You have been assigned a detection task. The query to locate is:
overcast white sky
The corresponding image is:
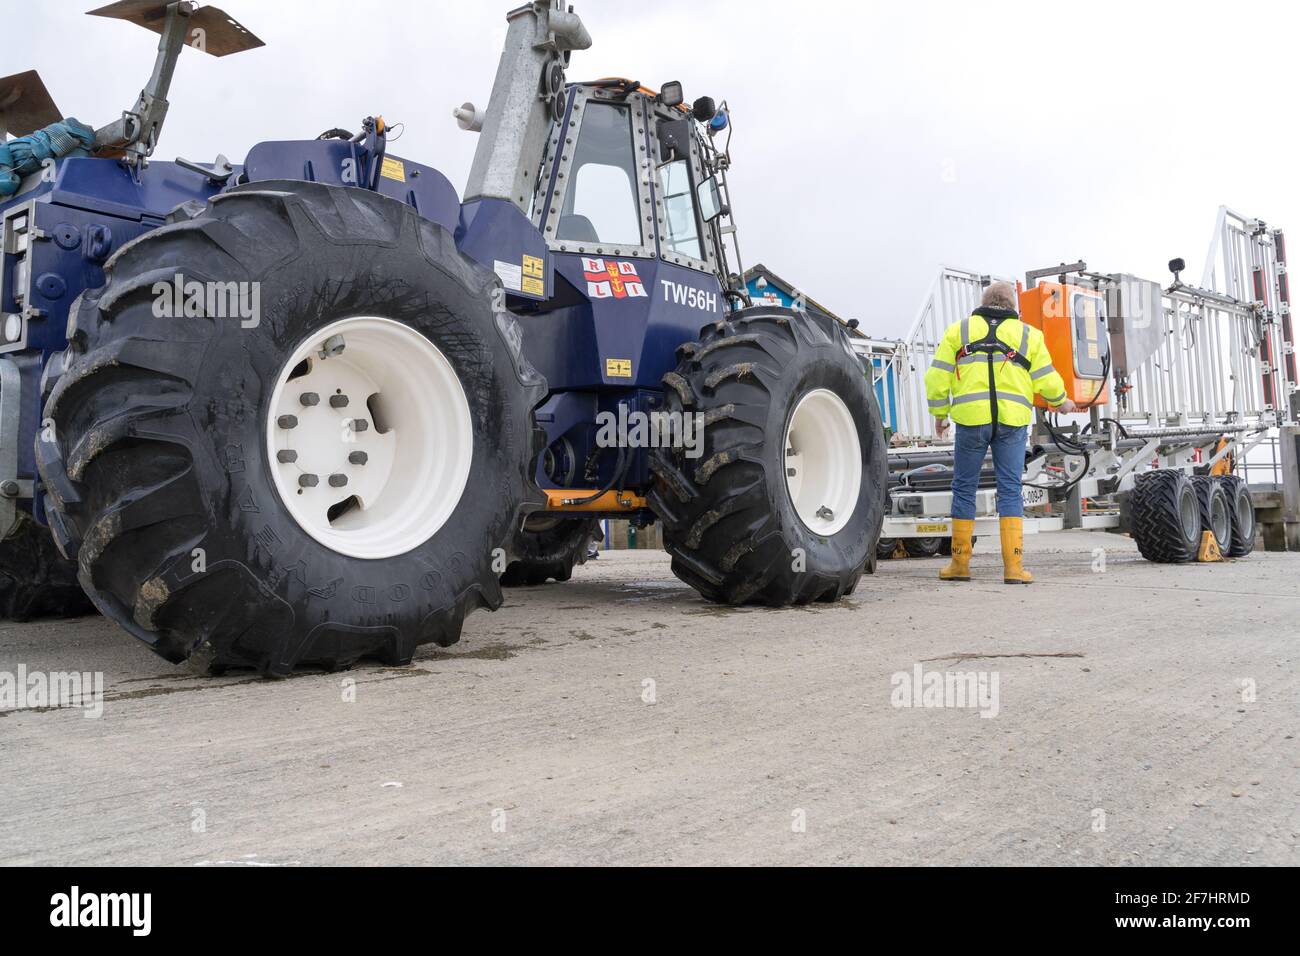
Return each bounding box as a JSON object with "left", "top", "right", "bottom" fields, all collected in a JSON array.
[{"left": 6, "top": 0, "right": 1297, "bottom": 336}]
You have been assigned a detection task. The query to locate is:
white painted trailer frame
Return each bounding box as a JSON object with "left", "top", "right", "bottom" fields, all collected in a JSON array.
[{"left": 858, "top": 208, "right": 1297, "bottom": 542}]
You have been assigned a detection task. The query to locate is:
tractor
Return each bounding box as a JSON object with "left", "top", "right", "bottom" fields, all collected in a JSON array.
[{"left": 0, "top": 1, "right": 887, "bottom": 674}]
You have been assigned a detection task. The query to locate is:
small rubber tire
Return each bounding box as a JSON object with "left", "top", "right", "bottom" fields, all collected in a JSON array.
[
  {"left": 38, "top": 182, "right": 546, "bottom": 674},
  {"left": 1130, "top": 470, "right": 1200, "bottom": 563},
  {"left": 648, "top": 307, "right": 888, "bottom": 605},
  {"left": 1214, "top": 474, "right": 1256, "bottom": 558},
  {"left": 1189, "top": 475, "right": 1231, "bottom": 554},
  {"left": 876, "top": 537, "right": 899, "bottom": 560},
  {"left": 500, "top": 516, "right": 601, "bottom": 586}
]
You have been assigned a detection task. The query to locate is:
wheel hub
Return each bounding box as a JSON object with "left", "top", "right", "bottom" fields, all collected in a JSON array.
[
  {"left": 266, "top": 316, "right": 473, "bottom": 559},
  {"left": 783, "top": 388, "right": 862, "bottom": 536}
]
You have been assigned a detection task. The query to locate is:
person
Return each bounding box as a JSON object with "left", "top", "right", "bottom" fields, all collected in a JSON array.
[{"left": 924, "top": 281, "right": 1076, "bottom": 584}]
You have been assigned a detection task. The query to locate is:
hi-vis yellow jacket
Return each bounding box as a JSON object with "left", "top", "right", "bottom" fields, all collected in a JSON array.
[{"left": 924, "top": 306, "right": 1067, "bottom": 427}]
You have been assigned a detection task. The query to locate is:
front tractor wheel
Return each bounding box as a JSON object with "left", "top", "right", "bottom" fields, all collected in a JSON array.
[
  {"left": 37, "top": 182, "right": 545, "bottom": 674},
  {"left": 648, "top": 307, "right": 887, "bottom": 605}
]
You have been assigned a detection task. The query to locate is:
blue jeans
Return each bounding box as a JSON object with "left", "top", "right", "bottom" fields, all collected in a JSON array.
[{"left": 951, "top": 423, "right": 1027, "bottom": 520}]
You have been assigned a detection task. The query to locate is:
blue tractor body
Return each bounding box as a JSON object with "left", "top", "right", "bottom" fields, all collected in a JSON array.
[
  {"left": 2, "top": 79, "right": 731, "bottom": 524},
  {"left": 0, "top": 0, "right": 885, "bottom": 668}
]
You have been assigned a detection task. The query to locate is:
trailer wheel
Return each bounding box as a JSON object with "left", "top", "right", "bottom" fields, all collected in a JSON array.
[
  {"left": 501, "top": 516, "right": 600, "bottom": 586},
  {"left": 0, "top": 512, "right": 93, "bottom": 620},
  {"left": 904, "top": 536, "right": 944, "bottom": 558},
  {"left": 648, "top": 307, "right": 888, "bottom": 605},
  {"left": 37, "top": 182, "right": 545, "bottom": 674},
  {"left": 876, "top": 537, "right": 899, "bottom": 559},
  {"left": 1214, "top": 475, "right": 1255, "bottom": 557},
  {"left": 1130, "top": 471, "right": 1200, "bottom": 563},
  {"left": 1190, "top": 475, "right": 1231, "bottom": 554}
]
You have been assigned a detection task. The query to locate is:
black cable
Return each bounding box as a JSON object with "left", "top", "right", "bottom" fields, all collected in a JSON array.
[{"left": 564, "top": 443, "right": 630, "bottom": 507}]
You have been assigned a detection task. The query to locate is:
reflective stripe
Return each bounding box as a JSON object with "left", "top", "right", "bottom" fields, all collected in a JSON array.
[
  {"left": 1042, "top": 391, "right": 1066, "bottom": 404},
  {"left": 957, "top": 354, "right": 985, "bottom": 366},
  {"left": 951, "top": 391, "right": 1033, "bottom": 408},
  {"left": 1018, "top": 324, "right": 1029, "bottom": 355},
  {"left": 928, "top": 397, "right": 950, "bottom": 408},
  {"left": 1031, "top": 364, "right": 1058, "bottom": 379},
  {"left": 960, "top": 317, "right": 970, "bottom": 347},
  {"left": 931, "top": 359, "right": 954, "bottom": 372}
]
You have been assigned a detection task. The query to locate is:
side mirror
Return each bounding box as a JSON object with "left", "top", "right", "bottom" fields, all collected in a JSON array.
[{"left": 697, "top": 175, "right": 723, "bottom": 222}]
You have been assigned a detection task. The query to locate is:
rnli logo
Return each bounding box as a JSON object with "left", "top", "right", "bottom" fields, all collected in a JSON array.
[{"left": 582, "top": 258, "right": 647, "bottom": 300}]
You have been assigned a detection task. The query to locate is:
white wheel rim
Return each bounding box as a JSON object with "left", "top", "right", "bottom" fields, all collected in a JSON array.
[
  {"left": 784, "top": 388, "right": 862, "bottom": 536},
  {"left": 266, "top": 316, "right": 473, "bottom": 560}
]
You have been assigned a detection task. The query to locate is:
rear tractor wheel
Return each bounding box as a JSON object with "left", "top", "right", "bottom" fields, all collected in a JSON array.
[
  {"left": 0, "top": 511, "right": 93, "bottom": 620},
  {"left": 500, "top": 515, "right": 600, "bottom": 586},
  {"left": 37, "top": 182, "right": 545, "bottom": 674},
  {"left": 649, "top": 307, "right": 888, "bottom": 605}
]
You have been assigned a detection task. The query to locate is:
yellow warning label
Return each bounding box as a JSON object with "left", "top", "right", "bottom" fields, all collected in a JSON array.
[
  {"left": 916, "top": 523, "right": 949, "bottom": 534},
  {"left": 606, "top": 358, "right": 632, "bottom": 378},
  {"left": 522, "top": 276, "right": 544, "bottom": 296},
  {"left": 522, "top": 254, "right": 544, "bottom": 278},
  {"left": 380, "top": 157, "right": 406, "bottom": 182}
]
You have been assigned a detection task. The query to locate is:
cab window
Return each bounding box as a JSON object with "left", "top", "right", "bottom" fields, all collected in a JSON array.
[
  {"left": 556, "top": 102, "right": 642, "bottom": 246},
  {"left": 659, "top": 159, "right": 702, "bottom": 260}
]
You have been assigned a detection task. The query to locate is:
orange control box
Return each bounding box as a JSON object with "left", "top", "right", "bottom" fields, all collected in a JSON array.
[{"left": 1019, "top": 282, "right": 1110, "bottom": 407}]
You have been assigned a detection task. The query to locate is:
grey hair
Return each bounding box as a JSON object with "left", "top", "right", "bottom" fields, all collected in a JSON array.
[{"left": 981, "top": 281, "right": 1017, "bottom": 311}]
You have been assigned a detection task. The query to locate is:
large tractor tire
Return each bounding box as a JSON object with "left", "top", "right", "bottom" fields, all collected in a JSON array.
[
  {"left": 500, "top": 515, "right": 600, "bottom": 586},
  {"left": 1214, "top": 474, "right": 1256, "bottom": 557},
  {"left": 648, "top": 307, "right": 888, "bottom": 605},
  {"left": 0, "top": 511, "right": 93, "bottom": 620},
  {"left": 36, "top": 181, "right": 545, "bottom": 674},
  {"left": 1130, "top": 470, "right": 1200, "bottom": 563},
  {"left": 1189, "top": 475, "right": 1231, "bottom": 555}
]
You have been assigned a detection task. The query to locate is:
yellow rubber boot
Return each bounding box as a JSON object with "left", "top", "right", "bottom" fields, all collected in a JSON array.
[
  {"left": 1000, "top": 516, "right": 1033, "bottom": 584},
  {"left": 939, "top": 519, "right": 974, "bottom": 582}
]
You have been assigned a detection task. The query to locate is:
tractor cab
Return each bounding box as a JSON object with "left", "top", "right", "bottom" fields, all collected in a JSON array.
[{"left": 528, "top": 79, "right": 732, "bottom": 285}]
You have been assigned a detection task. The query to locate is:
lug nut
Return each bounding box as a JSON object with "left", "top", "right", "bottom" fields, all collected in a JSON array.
[
  {"left": 277, "top": 414, "right": 298, "bottom": 429},
  {"left": 349, "top": 451, "right": 368, "bottom": 465},
  {"left": 350, "top": 419, "right": 369, "bottom": 433},
  {"left": 816, "top": 505, "right": 834, "bottom": 520},
  {"left": 328, "top": 473, "right": 348, "bottom": 488},
  {"left": 318, "top": 334, "right": 346, "bottom": 359},
  {"left": 299, "top": 392, "right": 320, "bottom": 406},
  {"left": 787, "top": 467, "right": 797, "bottom": 477},
  {"left": 299, "top": 473, "right": 319, "bottom": 488},
  {"left": 277, "top": 449, "right": 298, "bottom": 463},
  {"left": 329, "top": 394, "right": 350, "bottom": 408}
]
